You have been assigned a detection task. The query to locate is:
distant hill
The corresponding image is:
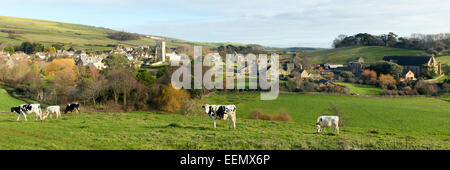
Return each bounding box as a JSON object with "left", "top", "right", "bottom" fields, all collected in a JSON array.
[
  {"left": 0, "top": 16, "right": 245, "bottom": 50},
  {"left": 302, "top": 46, "right": 428, "bottom": 64}
]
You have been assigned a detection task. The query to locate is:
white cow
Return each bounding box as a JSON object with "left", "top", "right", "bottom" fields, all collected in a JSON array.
[
  {"left": 26, "top": 104, "right": 43, "bottom": 120},
  {"left": 44, "top": 106, "right": 61, "bottom": 119},
  {"left": 316, "top": 116, "right": 339, "bottom": 135},
  {"left": 202, "top": 104, "right": 237, "bottom": 129}
]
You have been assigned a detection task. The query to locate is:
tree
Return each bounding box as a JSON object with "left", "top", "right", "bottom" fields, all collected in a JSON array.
[
  {"left": 107, "top": 31, "right": 140, "bottom": 41},
  {"left": 32, "top": 42, "right": 44, "bottom": 53},
  {"left": 48, "top": 46, "right": 56, "bottom": 54},
  {"left": 103, "top": 54, "right": 130, "bottom": 70},
  {"left": 421, "top": 65, "right": 437, "bottom": 79},
  {"left": 3, "top": 46, "right": 15, "bottom": 55},
  {"left": 368, "top": 61, "right": 403, "bottom": 80},
  {"left": 77, "top": 77, "right": 101, "bottom": 105},
  {"left": 106, "top": 69, "right": 137, "bottom": 106},
  {"left": 136, "top": 70, "right": 155, "bottom": 86},
  {"left": 362, "top": 69, "right": 377, "bottom": 84},
  {"left": 378, "top": 74, "right": 396, "bottom": 89},
  {"left": 21, "top": 71, "right": 44, "bottom": 100},
  {"left": 45, "top": 59, "right": 78, "bottom": 76},
  {"left": 19, "top": 42, "right": 34, "bottom": 54}
]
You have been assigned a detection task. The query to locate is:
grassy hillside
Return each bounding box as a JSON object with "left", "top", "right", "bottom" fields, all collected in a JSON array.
[
  {"left": 302, "top": 46, "right": 427, "bottom": 64},
  {"left": 0, "top": 16, "right": 244, "bottom": 50},
  {"left": 0, "top": 88, "right": 25, "bottom": 112}
]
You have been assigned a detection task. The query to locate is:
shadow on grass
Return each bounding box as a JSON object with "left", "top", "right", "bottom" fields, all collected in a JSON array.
[{"left": 147, "top": 123, "right": 208, "bottom": 130}]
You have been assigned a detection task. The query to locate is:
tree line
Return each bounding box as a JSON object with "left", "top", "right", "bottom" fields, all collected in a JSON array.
[{"left": 333, "top": 32, "right": 450, "bottom": 55}]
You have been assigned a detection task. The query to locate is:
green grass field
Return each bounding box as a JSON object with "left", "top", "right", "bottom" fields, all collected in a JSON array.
[
  {"left": 302, "top": 46, "right": 426, "bottom": 64},
  {"left": 0, "top": 16, "right": 244, "bottom": 49},
  {"left": 0, "top": 89, "right": 449, "bottom": 149},
  {"left": 335, "top": 82, "right": 382, "bottom": 95},
  {"left": 437, "top": 55, "right": 450, "bottom": 65},
  {"left": 200, "top": 93, "right": 450, "bottom": 134},
  {"left": 0, "top": 88, "right": 26, "bottom": 112}
]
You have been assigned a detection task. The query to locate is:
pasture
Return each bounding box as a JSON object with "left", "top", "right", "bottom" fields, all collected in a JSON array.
[
  {"left": 0, "top": 91, "right": 448, "bottom": 150},
  {"left": 335, "top": 82, "right": 382, "bottom": 95},
  {"left": 0, "top": 111, "right": 448, "bottom": 150}
]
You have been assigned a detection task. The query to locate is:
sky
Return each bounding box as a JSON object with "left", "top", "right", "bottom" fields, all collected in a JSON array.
[{"left": 1, "top": 0, "right": 449, "bottom": 48}]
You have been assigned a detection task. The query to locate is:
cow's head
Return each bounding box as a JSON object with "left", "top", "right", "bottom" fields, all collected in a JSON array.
[
  {"left": 316, "top": 124, "right": 321, "bottom": 133},
  {"left": 202, "top": 104, "right": 211, "bottom": 115}
]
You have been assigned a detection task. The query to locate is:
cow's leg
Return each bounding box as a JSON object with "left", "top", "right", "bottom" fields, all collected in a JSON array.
[
  {"left": 336, "top": 126, "right": 339, "bottom": 135},
  {"left": 16, "top": 113, "right": 21, "bottom": 121},
  {"left": 228, "top": 116, "right": 232, "bottom": 129},
  {"left": 213, "top": 119, "right": 216, "bottom": 128},
  {"left": 232, "top": 114, "right": 236, "bottom": 129},
  {"left": 23, "top": 112, "right": 28, "bottom": 121}
]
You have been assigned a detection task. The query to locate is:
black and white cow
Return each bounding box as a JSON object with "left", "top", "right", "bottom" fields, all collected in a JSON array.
[
  {"left": 11, "top": 104, "right": 32, "bottom": 121},
  {"left": 64, "top": 103, "right": 80, "bottom": 114},
  {"left": 202, "top": 104, "right": 236, "bottom": 129},
  {"left": 26, "top": 104, "right": 43, "bottom": 120}
]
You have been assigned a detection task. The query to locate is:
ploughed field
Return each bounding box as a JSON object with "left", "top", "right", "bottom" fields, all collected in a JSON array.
[{"left": 0, "top": 91, "right": 449, "bottom": 150}]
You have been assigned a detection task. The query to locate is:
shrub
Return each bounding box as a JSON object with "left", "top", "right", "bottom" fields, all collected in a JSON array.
[
  {"left": 246, "top": 109, "right": 293, "bottom": 122},
  {"left": 362, "top": 69, "right": 377, "bottom": 85},
  {"left": 154, "top": 85, "right": 190, "bottom": 113},
  {"left": 272, "top": 109, "right": 294, "bottom": 122},
  {"left": 378, "top": 74, "right": 396, "bottom": 89},
  {"left": 415, "top": 81, "right": 439, "bottom": 95}
]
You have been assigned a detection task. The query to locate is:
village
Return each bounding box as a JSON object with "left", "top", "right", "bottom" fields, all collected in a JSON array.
[{"left": 0, "top": 38, "right": 445, "bottom": 92}]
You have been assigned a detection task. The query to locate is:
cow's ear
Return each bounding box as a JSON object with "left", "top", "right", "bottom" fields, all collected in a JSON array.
[{"left": 202, "top": 105, "right": 205, "bottom": 108}]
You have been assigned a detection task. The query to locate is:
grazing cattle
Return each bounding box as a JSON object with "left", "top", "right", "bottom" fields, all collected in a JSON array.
[
  {"left": 44, "top": 106, "right": 61, "bottom": 119},
  {"left": 316, "top": 116, "right": 339, "bottom": 135},
  {"left": 64, "top": 104, "right": 80, "bottom": 114},
  {"left": 202, "top": 104, "right": 236, "bottom": 129},
  {"left": 25, "top": 104, "right": 43, "bottom": 120},
  {"left": 11, "top": 104, "right": 32, "bottom": 121}
]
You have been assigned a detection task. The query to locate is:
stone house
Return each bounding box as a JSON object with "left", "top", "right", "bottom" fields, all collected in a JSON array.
[
  {"left": 76, "top": 56, "right": 105, "bottom": 70},
  {"left": 401, "top": 70, "right": 416, "bottom": 82}
]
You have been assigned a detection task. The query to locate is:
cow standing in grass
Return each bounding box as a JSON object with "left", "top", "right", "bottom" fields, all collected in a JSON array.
[
  {"left": 316, "top": 116, "right": 339, "bottom": 135},
  {"left": 11, "top": 104, "right": 32, "bottom": 121},
  {"left": 202, "top": 104, "right": 236, "bottom": 129},
  {"left": 26, "top": 104, "right": 43, "bottom": 120},
  {"left": 44, "top": 106, "right": 61, "bottom": 119},
  {"left": 64, "top": 104, "right": 80, "bottom": 114}
]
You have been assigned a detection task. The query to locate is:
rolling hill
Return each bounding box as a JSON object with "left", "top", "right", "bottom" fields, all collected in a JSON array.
[
  {"left": 0, "top": 88, "right": 26, "bottom": 112},
  {"left": 0, "top": 16, "right": 244, "bottom": 50},
  {"left": 302, "top": 46, "right": 428, "bottom": 64}
]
